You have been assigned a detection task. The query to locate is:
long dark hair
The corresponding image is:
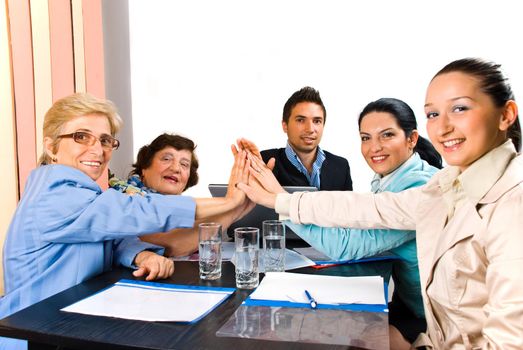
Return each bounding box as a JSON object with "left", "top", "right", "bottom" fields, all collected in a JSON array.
[
  {"left": 358, "top": 98, "right": 443, "bottom": 169},
  {"left": 434, "top": 58, "right": 521, "bottom": 152}
]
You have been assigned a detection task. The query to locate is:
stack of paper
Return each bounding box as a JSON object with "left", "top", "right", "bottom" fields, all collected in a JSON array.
[
  {"left": 62, "top": 279, "right": 235, "bottom": 323},
  {"left": 245, "top": 272, "right": 387, "bottom": 312},
  {"left": 232, "top": 248, "right": 315, "bottom": 272},
  {"left": 175, "top": 242, "right": 316, "bottom": 271}
]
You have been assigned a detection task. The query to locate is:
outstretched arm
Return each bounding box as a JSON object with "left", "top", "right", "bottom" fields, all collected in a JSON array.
[
  {"left": 141, "top": 202, "right": 255, "bottom": 257},
  {"left": 193, "top": 148, "right": 249, "bottom": 219},
  {"left": 141, "top": 148, "right": 255, "bottom": 257},
  {"left": 285, "top": 221, "right": 415, "bottom": 261},
  {"left": 237, "top": 150, "right": 287, "bottom": 208}
]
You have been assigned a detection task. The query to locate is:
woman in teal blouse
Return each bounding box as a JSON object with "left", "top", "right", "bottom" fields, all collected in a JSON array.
[{"left": 287, "top": 98, "right": 441, "bottom": 347}]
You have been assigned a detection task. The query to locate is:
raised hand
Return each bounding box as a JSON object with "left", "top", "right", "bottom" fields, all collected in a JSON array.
[
  {"left": 233, "top": 138, "right": 276, "bottom": 171},
  {"left": 226, "top": 149, "right": 249, "bottom": 206},
  {"left": 236, "top": 174, "right": 278, "bottom": 209},
  {"left": 235, "top": 154, "right": 287, "bottom": 209},
  {"left": 247, "top": 152, "right": 284, "bottom": 195},
  {"left": 236, "top": 138, "right": 262, "bottom": 159}
]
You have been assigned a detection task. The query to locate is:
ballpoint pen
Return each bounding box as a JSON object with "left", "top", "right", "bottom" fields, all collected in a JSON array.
[{"left": 304, "top": 290, "right": 317, "bottom": 309}]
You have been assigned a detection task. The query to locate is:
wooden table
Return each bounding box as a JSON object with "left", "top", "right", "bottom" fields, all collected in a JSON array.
[{"left": 0, "top": 259, "right": 392, "bottom": 350}]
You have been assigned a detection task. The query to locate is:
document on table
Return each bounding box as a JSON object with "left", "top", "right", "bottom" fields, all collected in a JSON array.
[
  {"left": 229, "top": 248, "right": 315, "bottom": 272},
  {"left": 172, "top": 243, "right": 315, "bottom": 271},
  {"left": 61, "top": 279, "right": 235, "bottom": 323},
  {"left": 171, "top": 242, "right": 236, "bottom": 261},
  {"left": 246, "top": 272, "right": 386, "bottom": 310},
  {"left": 262, "top": 248, "right": 315, "bottom": 272}
]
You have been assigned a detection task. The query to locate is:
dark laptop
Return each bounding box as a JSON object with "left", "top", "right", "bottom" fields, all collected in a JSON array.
[{"left": 208, "top": 184, "right": 317, "bottom": 242}]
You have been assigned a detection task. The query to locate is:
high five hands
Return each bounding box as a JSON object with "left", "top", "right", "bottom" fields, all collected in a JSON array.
[{"left": 231, "top": 138, "right": 287, "bottom": 209}]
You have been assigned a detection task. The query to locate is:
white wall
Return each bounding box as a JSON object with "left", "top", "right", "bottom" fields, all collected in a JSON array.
[{"left": 111, "top": 0, "right": 523, "bottom": 196}]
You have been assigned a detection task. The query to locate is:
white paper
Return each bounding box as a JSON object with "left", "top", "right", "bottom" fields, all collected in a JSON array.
[
  {"left": 277, "top": 249, "right": 316, "bottom": 271},
  {"left": 221, "top": 241, "right": 236, "bottom": 261},
  {"left": 61, "top": 280, "right": 233, "bottom": 322},
  {"left": 230, "top": 248, "right": 315, "bottom": 272},
  {"left": 293, "top": 247, "right": 331, "bottom": 261},
  {"left": 171, "top": 242, "right": 236, "bottom": 262},
  {"left": 249, "top": 272, "right": 385, "bottom": 305}
]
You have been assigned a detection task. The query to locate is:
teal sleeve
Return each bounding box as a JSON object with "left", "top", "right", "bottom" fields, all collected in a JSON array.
[{"left": 285, "top": 221, "right": 415, "bottom": 261}]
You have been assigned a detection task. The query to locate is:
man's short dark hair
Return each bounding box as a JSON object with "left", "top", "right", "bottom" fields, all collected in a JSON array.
[{"left": 282, "top": 86, "right": 326, "bottom": 124}]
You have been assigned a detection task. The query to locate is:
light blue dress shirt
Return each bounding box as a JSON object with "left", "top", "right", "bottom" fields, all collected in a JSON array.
[
  {"left": 285, "top": 143, "right": 326, "bottom": 189},
  {"left": 285, "top": 153, "right": 438, "bottom": 318},
  {"left": 0, "top": 165, "right": 196, "bottom": 350}
]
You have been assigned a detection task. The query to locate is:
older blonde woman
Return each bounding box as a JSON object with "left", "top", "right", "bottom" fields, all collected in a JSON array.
[{"left": 0, "top": 93, "right": 247, "bottom": 350}]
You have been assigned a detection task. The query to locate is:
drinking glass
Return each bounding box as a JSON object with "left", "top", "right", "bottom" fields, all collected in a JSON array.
[
  {"left": 234, "top": 227, "right": 259, "bottom": 289},
  {"left": 198, "top": 223, "right": 222, "bottom": 280},
  {"left": 262, "top": 220, "right": 286, "bottom": 272}
]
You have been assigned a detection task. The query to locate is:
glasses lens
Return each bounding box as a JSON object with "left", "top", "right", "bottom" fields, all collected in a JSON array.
[
  {"left": 100, "top": 136, "right": 115, "bottom": 149},
  {"left": 112, "top": 139, "right": 120, "bottom": 150},
  {"left": 70, "top": 131, "right": 119, "bottom": 150},
  {"left": 73, "top": 132, "right": 94, "bottom": 145}
]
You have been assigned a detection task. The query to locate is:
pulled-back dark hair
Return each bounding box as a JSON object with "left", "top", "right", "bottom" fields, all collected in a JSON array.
[
  {"left": 359, "top": 98, "right": 443, "bottom": 169},
  {"left": 131, "top": 133, "right": 199, "bottom": 191},
  {"left": 434, "top": 58, "right": 521, "bottom": 152},
  {"left": 282, "top": 86, "right": 326, "bottom": 124}
]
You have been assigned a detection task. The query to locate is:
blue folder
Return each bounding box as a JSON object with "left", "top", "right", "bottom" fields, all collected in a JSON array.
[{"left": 242, "top": 282, "right": 389, "bottom": 313}]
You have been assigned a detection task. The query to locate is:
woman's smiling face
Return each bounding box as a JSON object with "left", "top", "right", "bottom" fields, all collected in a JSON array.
[
  {"left": 141, "top": 147, "right": 192, "bottom": 194},
  {"left": 425, "top": 71, "right": 509, "bottom": 171},
  {"left": 46, "top": 114, "right": 114, "bottom": 181},
  {"left": 360, "top": 111, "right": 416, "bottom": 176}
]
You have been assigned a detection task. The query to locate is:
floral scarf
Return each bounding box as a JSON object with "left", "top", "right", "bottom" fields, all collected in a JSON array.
[{"left": 109, "top": 174, "right": 158, "bottom": 196}]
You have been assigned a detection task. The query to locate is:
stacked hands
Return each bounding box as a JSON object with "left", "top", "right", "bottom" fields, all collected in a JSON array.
[{"left": 231, "top": 138, "right": 285, "bottom": 210}]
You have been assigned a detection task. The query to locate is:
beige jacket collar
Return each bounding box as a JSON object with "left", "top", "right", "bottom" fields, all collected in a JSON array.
[
  {"left": 459, "top": 139, "right": 517, "bottom": 205},
  {"left": 422, "top": 140, "right": 520, "bottom": 287},
  {"left": 430, "top": 140, "right": 518, "bottom": 207}
]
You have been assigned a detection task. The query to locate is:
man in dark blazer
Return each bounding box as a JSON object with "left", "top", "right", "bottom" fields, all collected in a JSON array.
[{"left": 260, "top": 87, "right": 352, "bottom": 191}]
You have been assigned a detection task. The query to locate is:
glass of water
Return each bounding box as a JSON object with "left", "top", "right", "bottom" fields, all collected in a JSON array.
[
  {"left": 198, "top": 223, "right": 222, "bottom": 280},
  {"left": 234, "top": 227, "right": 259, "bottom": 289},
  {"left": 262, "top": 220, "right": 285, "bottom": 272}
]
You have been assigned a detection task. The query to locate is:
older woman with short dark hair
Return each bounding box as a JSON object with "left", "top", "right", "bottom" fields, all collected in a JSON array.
[{"left": 110, "top": 133, "right": 250, "bottom": 257}]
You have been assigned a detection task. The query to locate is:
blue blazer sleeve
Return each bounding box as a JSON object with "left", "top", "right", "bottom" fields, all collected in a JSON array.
[
  {"left": 113, "top": 238, "right": 165, "bottom": 268},
  {"left": 32, "top": 166, "right": 196, "bottom": 243}
]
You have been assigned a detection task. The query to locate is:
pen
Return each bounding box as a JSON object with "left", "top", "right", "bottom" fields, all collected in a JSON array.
[{"left": 304, "top": 290, "right": 317, "bottom": 309}]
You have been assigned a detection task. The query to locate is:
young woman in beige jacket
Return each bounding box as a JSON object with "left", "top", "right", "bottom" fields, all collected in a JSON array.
[{"left": 239, "top": 58, "right": 522, "bottom": 349}]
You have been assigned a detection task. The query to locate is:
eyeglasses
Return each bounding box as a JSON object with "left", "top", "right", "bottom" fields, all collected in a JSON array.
[{"left": 57, "top": 131, "right": 120, "bottom": 150}]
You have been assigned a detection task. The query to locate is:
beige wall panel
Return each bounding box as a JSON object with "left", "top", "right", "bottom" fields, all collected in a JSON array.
[
  {"left": 0, "top": 0, "right": 20, "bottom": 296},
  {"left": 72, "top": 0, "right": 86, "bottom": 92},
  {"left": 30, "top": 0, "right": 53, "bottom": 161}
]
